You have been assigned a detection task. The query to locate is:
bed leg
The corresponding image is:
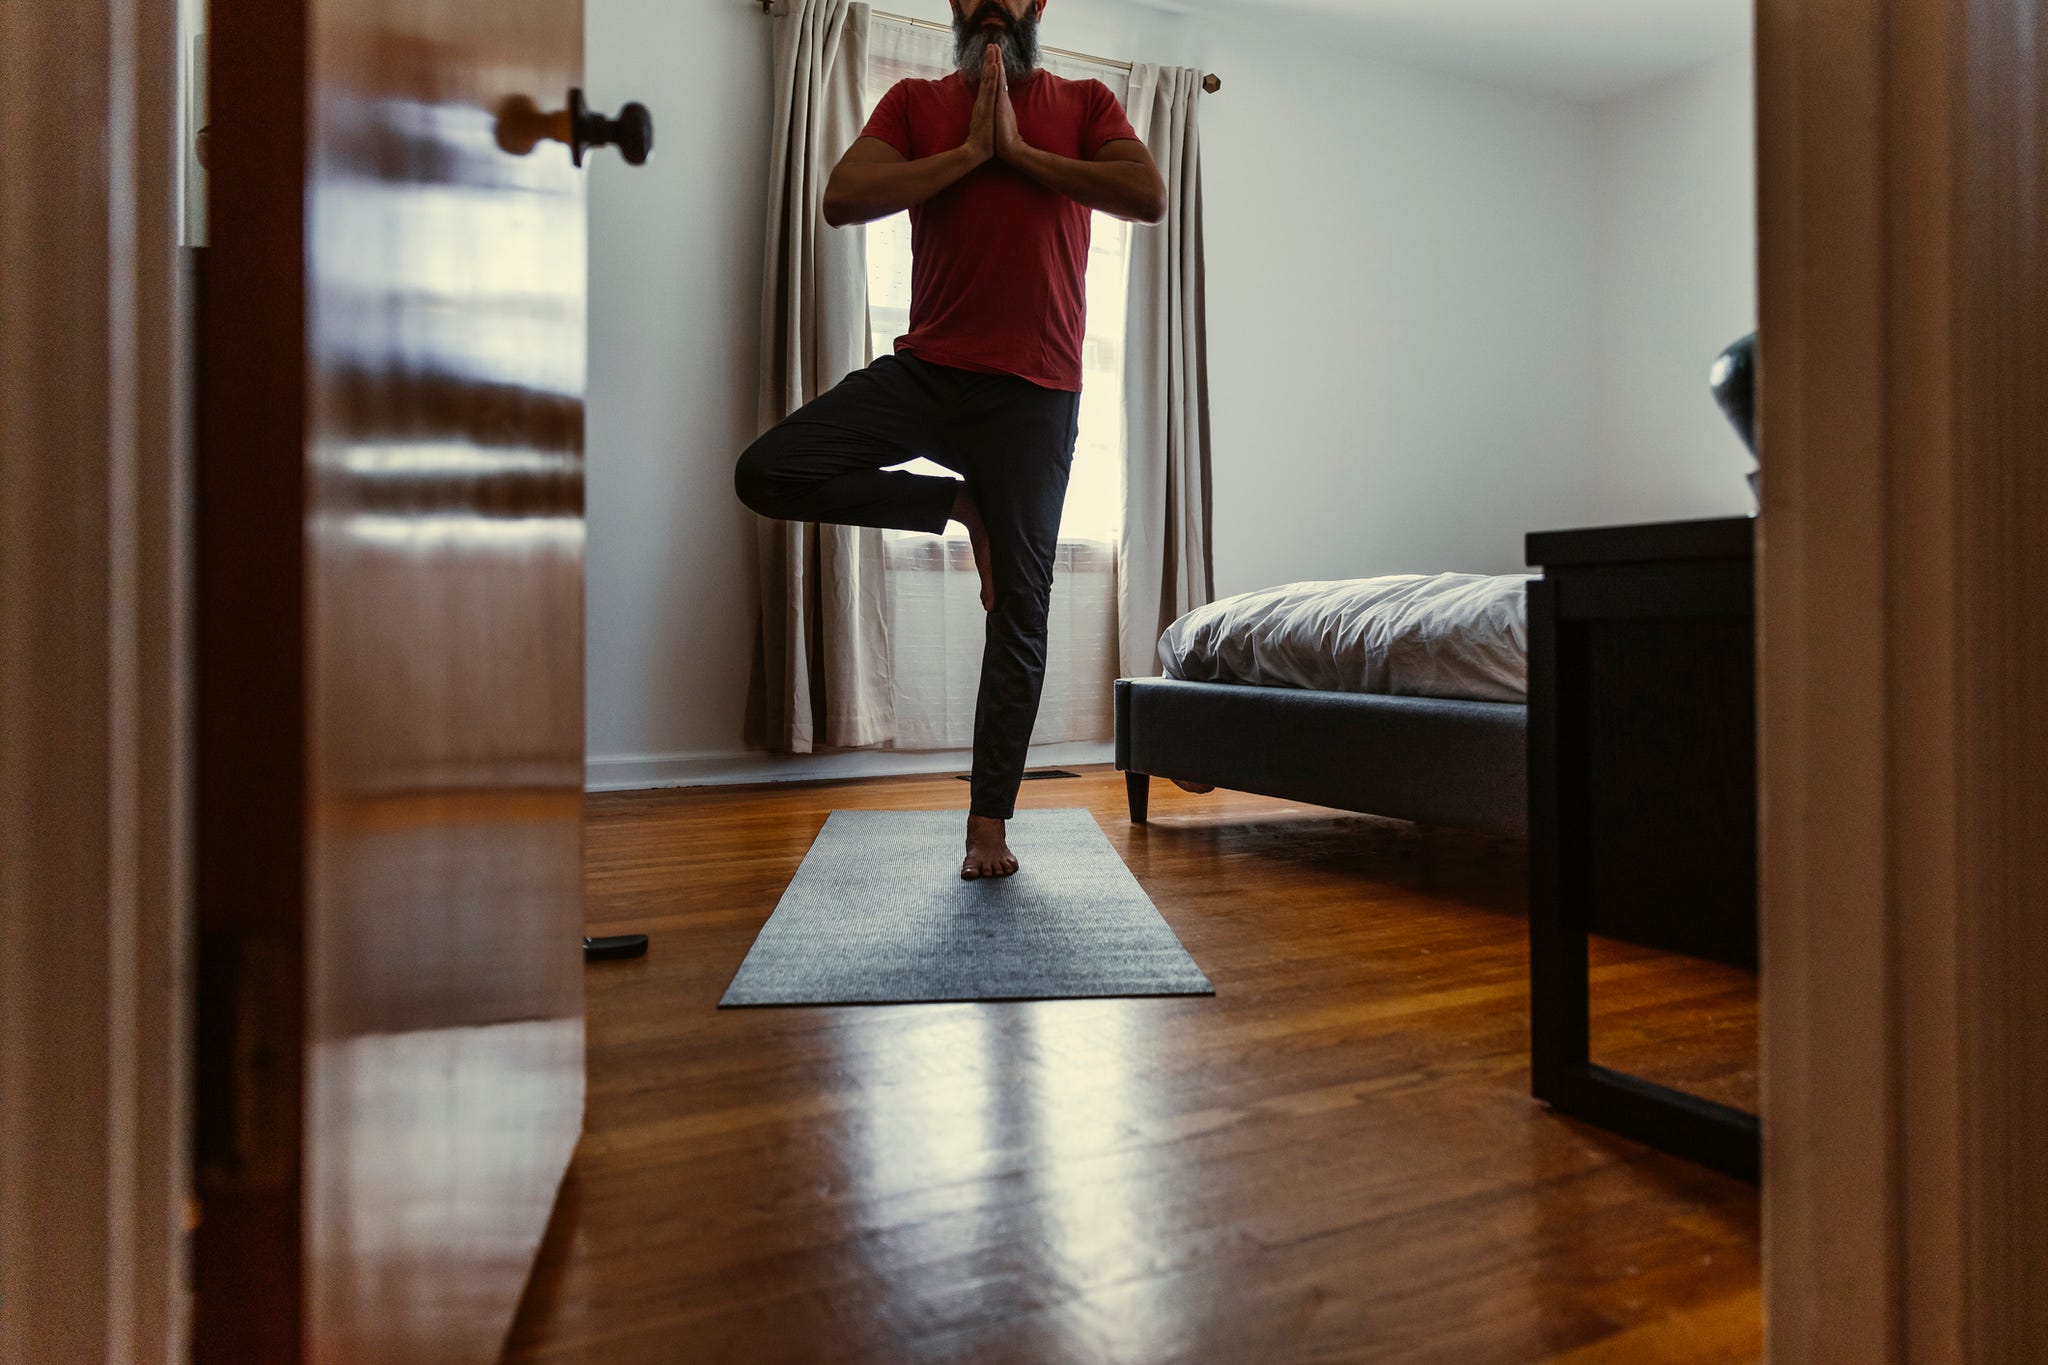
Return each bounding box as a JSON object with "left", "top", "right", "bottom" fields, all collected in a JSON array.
[{"left": 1125, "top": 771, "right": 1150, "bottom": 824}]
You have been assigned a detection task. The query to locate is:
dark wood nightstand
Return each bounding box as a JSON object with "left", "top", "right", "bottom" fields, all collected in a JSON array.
[{"left": 1525, "top": 515, "right": 1760, "bottom": 1182}]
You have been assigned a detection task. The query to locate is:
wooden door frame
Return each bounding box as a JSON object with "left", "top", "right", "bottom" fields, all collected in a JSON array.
[
  {"left": 1758, "top": 0, "right": 2045, "bottom": 1358},
  {"left": 0, "top": 0, "right": 190, "bottom": 1361}
]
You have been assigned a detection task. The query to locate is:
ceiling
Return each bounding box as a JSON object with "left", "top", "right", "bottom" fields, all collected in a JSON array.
[{"left": 1155, "top": 0, "right": 1752, "bottom": 102}]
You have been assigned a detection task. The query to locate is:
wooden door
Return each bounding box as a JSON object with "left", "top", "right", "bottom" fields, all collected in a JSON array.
[
  {"left": 194, "top": 1, "right": 586, "bottom": 1360},
  {"left": 1758, "top": 0, "right": 2048, "bottom": 1357}
]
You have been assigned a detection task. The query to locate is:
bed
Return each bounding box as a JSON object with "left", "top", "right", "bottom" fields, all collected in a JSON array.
[{"left": 1114, "top": 573, "right": 1531, "bottom": 837}]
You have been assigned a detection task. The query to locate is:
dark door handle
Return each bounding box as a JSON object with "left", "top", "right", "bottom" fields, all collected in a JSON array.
[
  {"left": 569, "top": 88, "right": 653, "bottom": 167},
  {"left": 494, "top": 89, "right": 653, "bottom": 167}
]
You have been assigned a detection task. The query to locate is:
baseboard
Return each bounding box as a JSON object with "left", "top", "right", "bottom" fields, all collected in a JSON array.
[{"left": 584, "top": 740, "right": 1116, "bottom": 793}]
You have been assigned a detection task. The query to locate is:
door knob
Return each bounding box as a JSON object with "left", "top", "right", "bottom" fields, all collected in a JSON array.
[
  {"left": 494, "top": 90, "right": 653, "bottom": 167},
  {"left": 569, "top": 88, "right": 652, "bottom": 167}
]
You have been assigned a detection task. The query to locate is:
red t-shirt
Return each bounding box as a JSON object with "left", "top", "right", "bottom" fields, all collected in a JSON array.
[{"left": 859, "top": 70, "right": 1140, "bottom": 392}]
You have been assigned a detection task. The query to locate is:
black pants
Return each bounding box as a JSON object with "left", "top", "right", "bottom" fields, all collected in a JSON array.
[{"left": 735, "top": 352, "right": 1081, "bottom": 820}]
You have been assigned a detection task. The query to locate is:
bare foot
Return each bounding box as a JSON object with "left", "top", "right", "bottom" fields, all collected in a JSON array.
[
  {"left": 961, "top": 813, "right": 1019, "bottom": 879},
  {"left": 949, "top": 485, "right": 996, "bottom": 612}
]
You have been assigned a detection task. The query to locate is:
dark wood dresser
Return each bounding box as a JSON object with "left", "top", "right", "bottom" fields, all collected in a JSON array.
[{"left": 1525, "top": 515, "right": 1759, "bottom": 1181}]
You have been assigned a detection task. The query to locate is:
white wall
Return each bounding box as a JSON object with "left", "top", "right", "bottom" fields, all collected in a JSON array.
[
  {"left": 1587, "top": 46, "right": 1757, "bottom": 522},
  {"left": 1186, "top": 13, "right": 1603, "bottom": 592},
  {"left": 582, "top": 1, "right": 1744, "bottom": 788},
  {"left": 583, "top": 2, "right": 774, "bottom": 787}
]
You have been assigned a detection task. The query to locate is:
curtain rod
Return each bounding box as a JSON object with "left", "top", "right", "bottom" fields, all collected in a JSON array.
[{"left": 754, "top": 2, "right": 1223, "bottom": 93}]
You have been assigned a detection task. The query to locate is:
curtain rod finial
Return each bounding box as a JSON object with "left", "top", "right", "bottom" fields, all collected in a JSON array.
[{"left": 1202, "top": 73, "right": 1221, "bottom": 94}]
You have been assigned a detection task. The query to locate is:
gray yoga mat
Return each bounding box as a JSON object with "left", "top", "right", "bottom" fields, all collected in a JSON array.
[{"left": 719, "top": 808, "right": 1214, "bottom": 1006}]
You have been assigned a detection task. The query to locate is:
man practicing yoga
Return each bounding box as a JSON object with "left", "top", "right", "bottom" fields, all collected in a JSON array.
[{"left": 735, "top": 0, "right": 1166, "bottom": 880}]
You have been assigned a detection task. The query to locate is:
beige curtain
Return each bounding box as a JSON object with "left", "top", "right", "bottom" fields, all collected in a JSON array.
[
  {"left": 746, "top": 0, "right": 894, "bottom": 754},
  {"left": 1118, "top": 64, "right": 1215, "bottom": 678}
]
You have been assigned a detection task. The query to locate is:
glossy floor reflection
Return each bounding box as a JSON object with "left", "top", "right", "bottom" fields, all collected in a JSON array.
[{"left": 504, "top": 769, "right": 1760, "bottom": 1363}]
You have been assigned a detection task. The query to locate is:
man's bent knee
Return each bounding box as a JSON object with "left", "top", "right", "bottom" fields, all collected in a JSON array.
[{"left": 733, "top": 436, "right": 785, "bottom": 518}]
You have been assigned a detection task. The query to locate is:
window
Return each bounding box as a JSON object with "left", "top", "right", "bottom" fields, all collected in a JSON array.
[
  {"left": 861, "top": 23, "right": 1133, "bottom": 546},
  {"left": 863, "top": 18, "right": 1128, "bottom": 750}
]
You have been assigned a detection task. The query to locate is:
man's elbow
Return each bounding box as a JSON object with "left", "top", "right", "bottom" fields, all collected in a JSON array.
[
  {"left": 821, "top": 168, "right": 862, "bottom": 227},
  {"left": 1137, "top": 173, "right": 1168, "bottom": 224}
]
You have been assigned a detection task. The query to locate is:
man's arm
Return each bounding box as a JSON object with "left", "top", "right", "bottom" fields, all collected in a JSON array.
[
  {"left": 821, "top": 138, "right": 979, "bottom": 227},
  {"left": 1006, "top": 138, "right": 1167, "bottom": 224},
  {"left": 822, "top": 74, "right": 997, "bottom": 227}
]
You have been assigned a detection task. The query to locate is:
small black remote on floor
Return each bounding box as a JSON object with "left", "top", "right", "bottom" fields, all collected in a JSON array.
[{"left": 583, "top": 934, "right": 649, "bottom": 961}]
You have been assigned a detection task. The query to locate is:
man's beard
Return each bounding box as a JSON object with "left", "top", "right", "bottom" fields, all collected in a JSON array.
[{"left": 954, "top": 3, "right": 1040, "bottom": 84}]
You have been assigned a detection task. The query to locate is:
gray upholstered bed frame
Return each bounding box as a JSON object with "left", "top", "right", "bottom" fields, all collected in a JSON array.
[{"left": 1113, "top": 677, "right": 1528, "bottom": 838}]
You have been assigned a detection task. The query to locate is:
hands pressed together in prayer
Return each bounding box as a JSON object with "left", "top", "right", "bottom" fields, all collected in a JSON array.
[
  {"left": 961, "top": 43, "right": 1167, "bottom": 222},
  {"left": 965, "top": 44, "right": 1022, "bottom": 166}
]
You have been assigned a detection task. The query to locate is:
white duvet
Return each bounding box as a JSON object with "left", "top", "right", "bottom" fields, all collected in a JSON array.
[{"left": 1157, "top": 572, "right": 1534, "bottom": 703}]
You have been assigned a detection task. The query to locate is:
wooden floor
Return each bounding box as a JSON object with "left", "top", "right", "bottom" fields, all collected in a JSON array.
[{"left": 504, "top": 768, "right": 1760, "bottom": 1364}]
